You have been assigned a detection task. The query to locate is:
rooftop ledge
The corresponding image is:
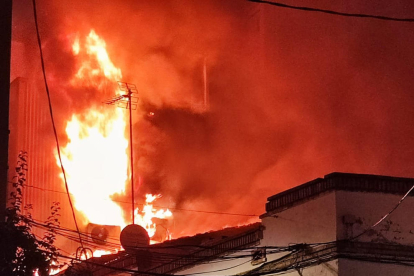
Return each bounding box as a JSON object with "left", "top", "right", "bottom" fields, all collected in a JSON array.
[{"left": 261, "top": 172, "right": 414, "bottom": 218}]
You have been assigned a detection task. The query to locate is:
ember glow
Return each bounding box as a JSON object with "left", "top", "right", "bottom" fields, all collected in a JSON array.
[
  {"left": 78, "top": 249, "right": 115, "bottom": 260},
  {"left": 92, "top": 249, "right": 118, "bottom": 258},
  {"left": 135, "top": 194, "right": 173, "bottom": 238},
  {"left": 57, "top": 30, "right": 172, "bottom": 242}
]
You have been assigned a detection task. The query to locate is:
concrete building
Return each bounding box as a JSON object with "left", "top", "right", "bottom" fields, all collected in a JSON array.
[
  {"left": 66, "top": 172, "right": 414, "bottom": 275},
  {"left": 9, "top": 40, "right": 79, "bottom": 252},
  {"left": 248, "top": 172, "right": 414, "bottom": 275}
]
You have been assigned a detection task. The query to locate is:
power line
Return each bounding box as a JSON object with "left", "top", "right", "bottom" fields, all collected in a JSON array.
[
  {"left": 31, "top": 0, "right": 83, "bottom": 249},
  {"left": 28, "top": 215, "right": 307, "bottom": 267},
  {"left": 52, "top": 181, "right": 414, "bottom": 274},
  {"left": 171, "top": 207, "right": 258, "bottom": 217},
  {"left": 24, "top": 184, "right": 259, "bottom": 217},
  {"left": 27, "top": 180, "right": 414, "bottom": 273},
  {"left": 350, "top": 183, "right": 414, "bottom": 240},
  {"left": 51, "top": 247, "right": 296, "bottom": 276},
  {"left": 189, "top": 259, "right": 253, "bottom": 275},
  {"left": 248, "top": 0, "right": 414, "bottom": 22}
]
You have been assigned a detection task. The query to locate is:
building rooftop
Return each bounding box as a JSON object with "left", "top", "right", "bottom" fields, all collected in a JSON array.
[
  {"left": 262, "top": 172, "right": 414, "bottom": 218},
  {"left": 66, "top": 223, "right": 263, "bottom": 276}
]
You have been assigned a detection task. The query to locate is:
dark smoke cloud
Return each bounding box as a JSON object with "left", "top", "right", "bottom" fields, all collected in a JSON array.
[{"left": 12, "top": 0, "right": 414, "bottom": 237}]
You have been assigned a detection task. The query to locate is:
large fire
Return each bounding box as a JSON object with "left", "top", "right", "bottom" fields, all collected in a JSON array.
[
  {"left": 60, "top": 109, "right": 128, "bottom": 227},
  {"left": 57, "top": 30, "right": 172, "bottom": 250}
]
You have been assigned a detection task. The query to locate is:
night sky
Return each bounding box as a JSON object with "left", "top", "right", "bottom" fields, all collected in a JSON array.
[{"left": 11, "top": 0, "right": 414, "bottom": 237}]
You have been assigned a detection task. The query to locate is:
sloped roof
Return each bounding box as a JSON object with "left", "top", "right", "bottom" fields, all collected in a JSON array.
[
  {"left": 66, "top": 222, "right": 263, "bottom": 276},
  {"left": 147, "top": 222, "right": 263, "bottom": 275}
]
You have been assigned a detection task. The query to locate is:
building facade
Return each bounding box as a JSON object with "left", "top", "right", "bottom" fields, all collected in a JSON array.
[
  {"left": 249, "top": 172, "right": 414, "bottom": 275},
  {"left": 66, "top": 172, "right": 414, "bottom": 275}
]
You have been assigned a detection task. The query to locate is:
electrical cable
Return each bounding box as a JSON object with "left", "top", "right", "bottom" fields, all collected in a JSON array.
[
  {"left": 244, "top": 244, "right": 338, "bottom": 276},
  {"left": 240, "top": 183, "right": 414, "bottom": 276},
  {"left": 50, "top": 251, "right": 180, "bottom": 276},
  {"left": 65, "top": 181, "right": 414, "bottom": 275},
  {"left": 188, "top": 258, "right": 253, "bottom": 275},
  {"left": 29, "top": 219, "right": 274, "bottom": 262},
  {"left": 24, "top": 184, "right": 259, "bottom": 217},
  {"left": 350, "top": 183, "right": 414, "bottom": 240},
  {"left": 25, "top": 214, "right": 349, "bottom": 273},
  {"left": 31, "top": 0, "right": 83, "bottom": 249},
  {"left": 171, "top": 207, "right": 258, "bottom": 217},
  {"left": 49, "top": 240, "right": 340, "bottom": 275},
  {"left": 248, "top": 0, "right": 414, "bottom": 22},
  {"left": 28, "top": 214, "right": 330, "bottom": 253},
  {"left": 251, "top": 184, "right": 414, "bottom": 275},
  {"left": 236, "top": 181, "right": 414, "bottom": 276},
  {"left": 29, "top": 215, "right": 264, "bottom": 250}
]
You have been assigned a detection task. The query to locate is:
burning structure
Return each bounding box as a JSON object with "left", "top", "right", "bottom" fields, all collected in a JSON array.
[
  {"left": 9, "top": 28, "right": 175, "bottom": 257},
  {"left": 8, "top": 0, "right": 414, "bottom": 270}
]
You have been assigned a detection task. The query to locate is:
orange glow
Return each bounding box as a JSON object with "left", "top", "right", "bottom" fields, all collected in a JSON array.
[
  {"left": 60, "top": 109, "right": 128, "bottom": 227},
  {"left": 71, "top": 29, "right": 122, "bottom": 88},
  {"left": 78, "top": 249, "right": 119, "bottom": 260},
  {"left": 134, "top": 194, "right": 173, "bottom": 238},
  {"left": 49, "top": 261, "right": 63, "bottom": 275},
  {"left": 93, "top": 249, "right": 118, "bottom": 258},
  {"left": 58, "top": 29, "right": 173, "bottom": 251},
  {"left": 72, "top": 35, "right": 80, "bottom": 55}
]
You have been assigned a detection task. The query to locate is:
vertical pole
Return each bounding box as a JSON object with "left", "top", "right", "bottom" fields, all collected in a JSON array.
[
  {"left": 0, "top": 0, "right": 12, "bottom": 222},
  {"left": 203, "top": 57, "right": 208, "bottom": 110},
  {"left": 128, "top": 86, "right": 135, "bottom": 224}
]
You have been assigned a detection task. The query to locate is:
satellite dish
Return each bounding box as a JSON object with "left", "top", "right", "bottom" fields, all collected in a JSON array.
[
  {"left": 91, "top": 226, "right": 109, "bottom": 245},
  {"left": 120, "top": 224, "right": 150, "bottom": 251}
]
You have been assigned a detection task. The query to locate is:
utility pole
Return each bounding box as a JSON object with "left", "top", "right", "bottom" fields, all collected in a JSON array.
[
  {"left": 104, "top": 82, "right": 138, "bottom": 225},
  {"left": 0, "top": 0, "right": 12, "bottom": 222}
]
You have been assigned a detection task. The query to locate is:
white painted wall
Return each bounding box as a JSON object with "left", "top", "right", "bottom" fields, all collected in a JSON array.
[
  {"left": 280, "top": 260, "right": 339, "bottom": 276},
  {"left": 177, "top": 192, "right": 338, "bottom": 275},
  {"left": 174, "top": 189, "right": 414, "bottom": 275},
  {"left": 335, "top": 190, "right": 414, "bottom": 244},
  {"left": 261, "top": 192, "right": 337, "bottom": 248},
  {"left": 338, "top": 259, "right": 414, "bottom": 275},
  {"left": 176, "top": 249, "right": 261, "bottom": 276}
]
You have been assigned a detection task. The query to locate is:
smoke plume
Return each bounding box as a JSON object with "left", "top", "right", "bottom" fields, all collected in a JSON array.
[{"left": 12, "top": 0, "right": 414, "bottom": 237}]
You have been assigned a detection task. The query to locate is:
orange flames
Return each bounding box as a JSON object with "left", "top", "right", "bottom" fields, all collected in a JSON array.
[
  {"left": 60, "top": 109, "right": 128, "bottom": 227},
  {"left": 71, "top": 30, "right": 122, "bottom": 88},
  {"left": 57, "top": 30, "right": 172, "bottom": 247},
  {"left": 135, "top": 194, "right": 173, "bottom": 238}
]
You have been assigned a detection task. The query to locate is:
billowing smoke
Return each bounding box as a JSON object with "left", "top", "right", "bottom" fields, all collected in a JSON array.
[{"left": 12, "top": 0, "right": 414, "bottom": 237}]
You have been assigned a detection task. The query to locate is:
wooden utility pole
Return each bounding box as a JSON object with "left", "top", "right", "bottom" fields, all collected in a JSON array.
[{"left": 0, "top": 0, "right": 12, "bottom": 221}]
